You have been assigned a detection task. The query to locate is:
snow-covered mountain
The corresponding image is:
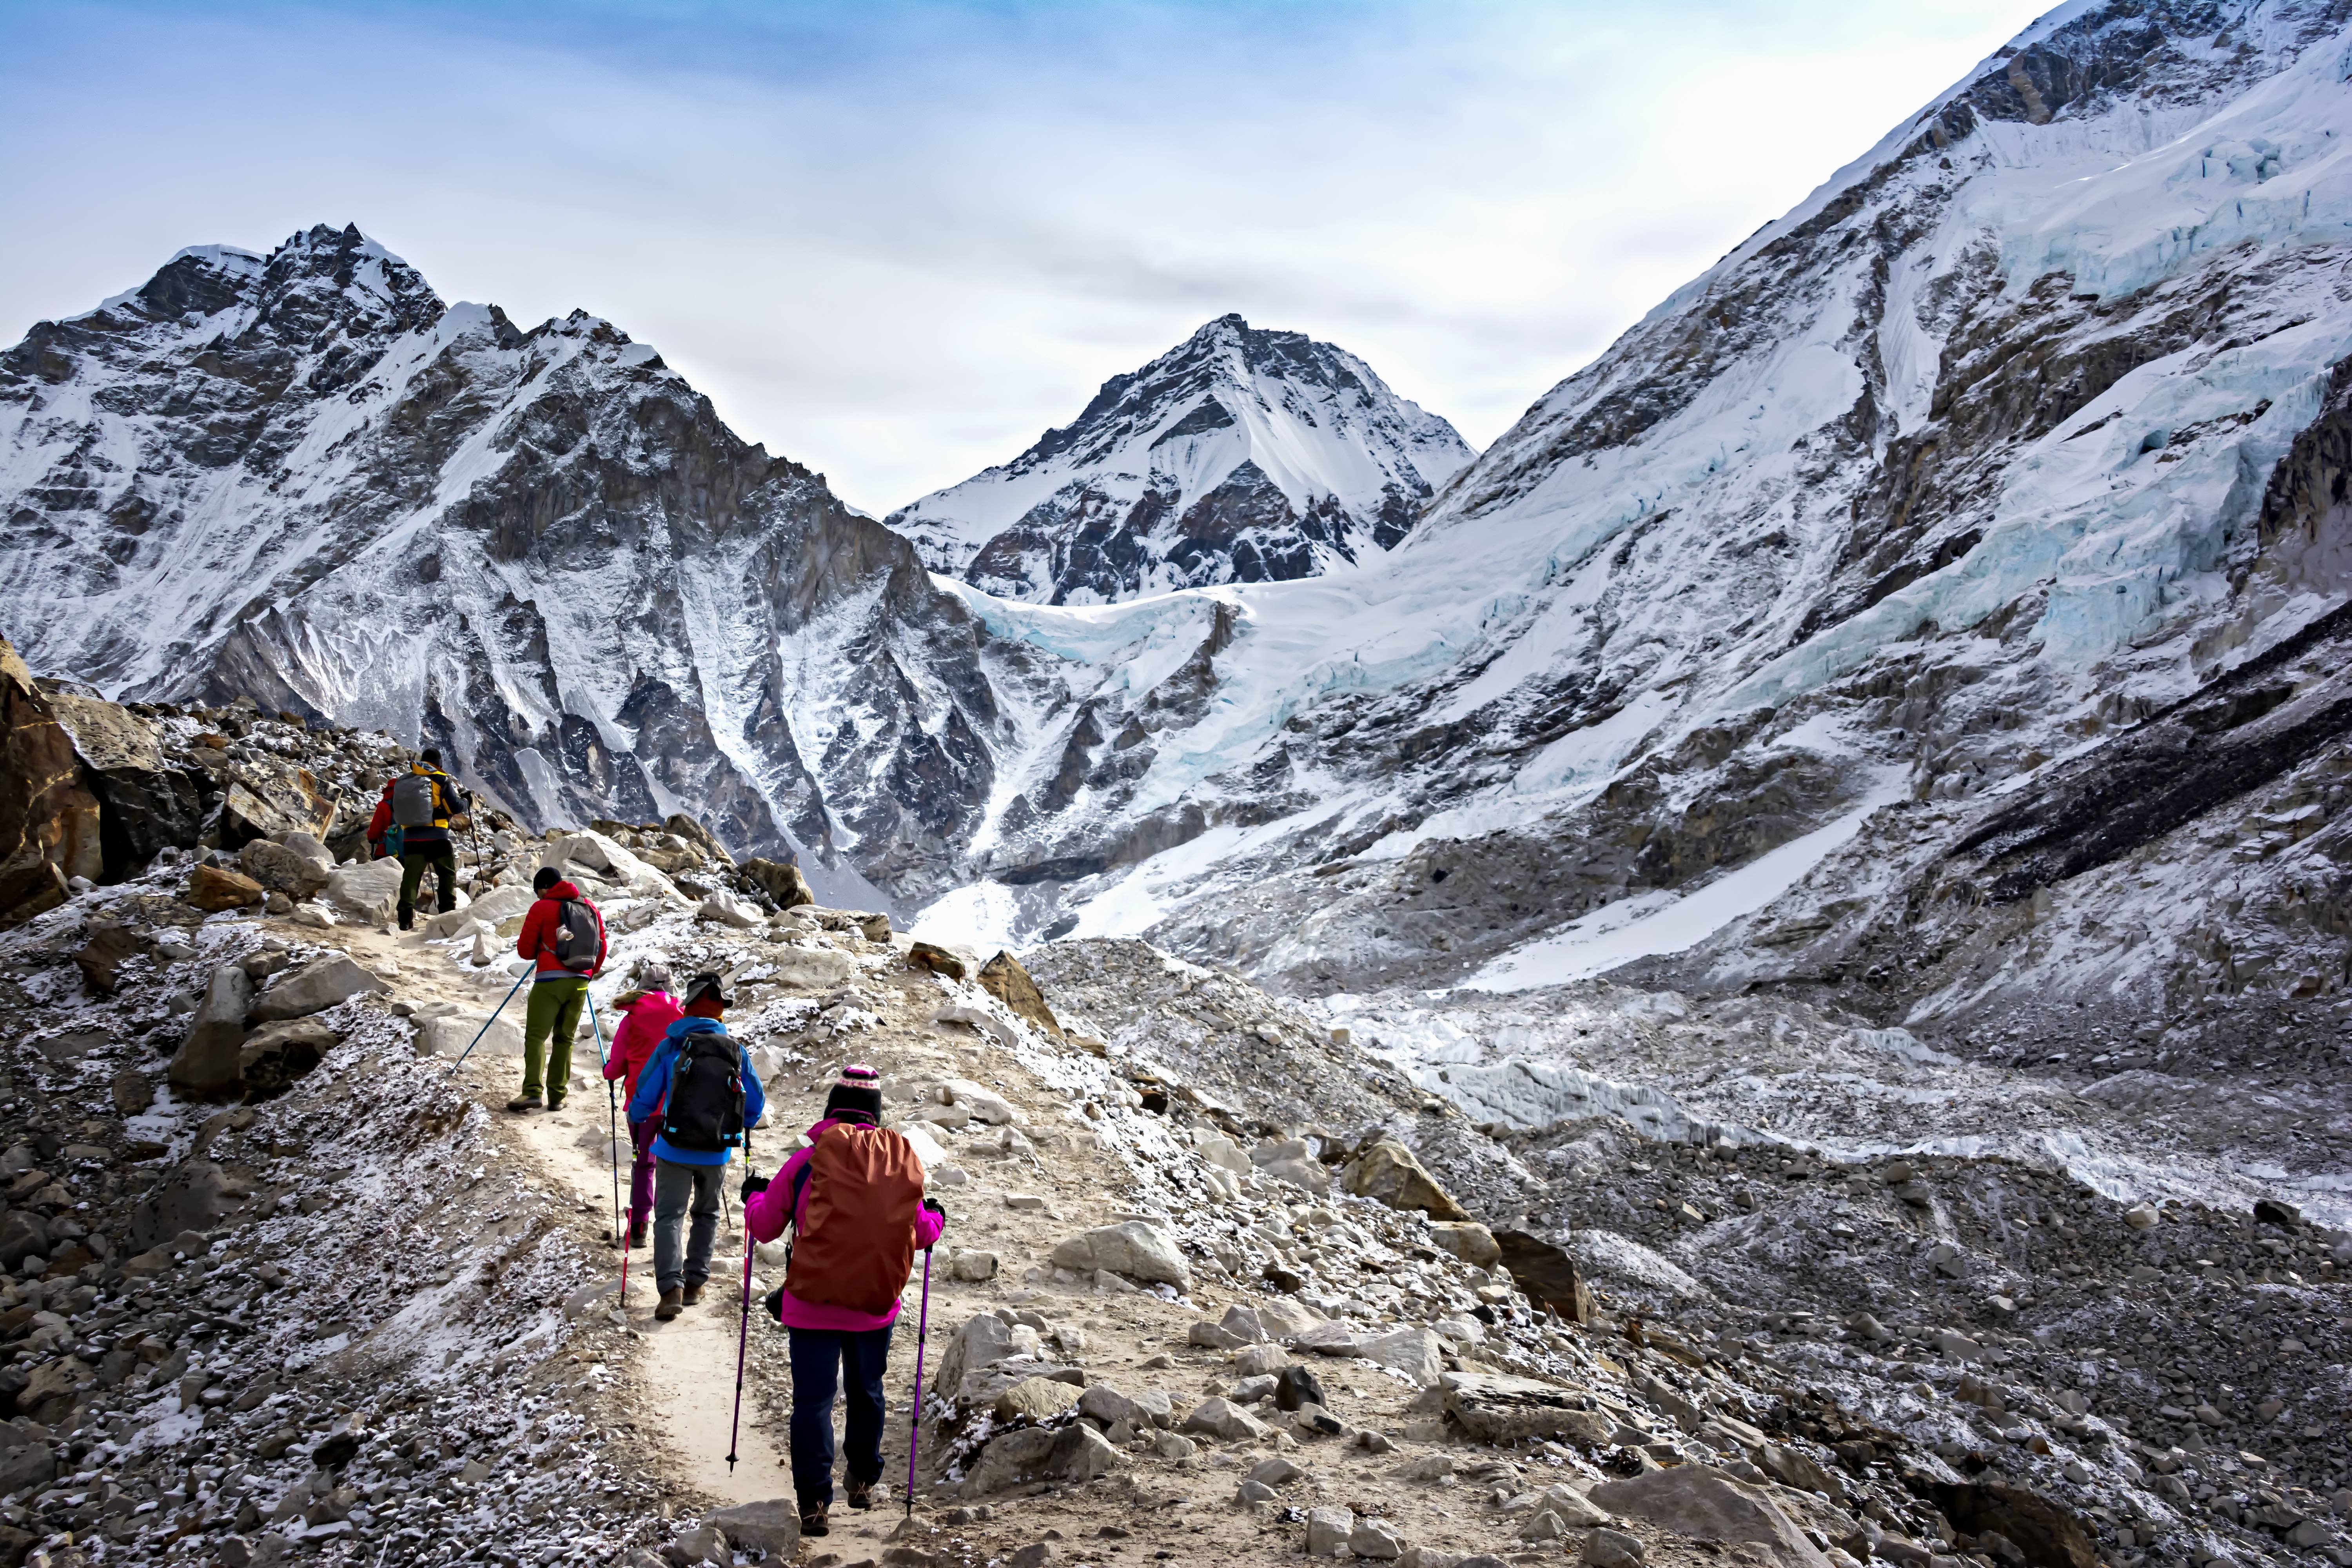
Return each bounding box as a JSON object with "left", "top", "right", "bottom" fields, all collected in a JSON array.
[
  {"left": 0, "top": 224, "right": 1013, "bottom": 905},
  {"left": 886, "top": 314, "right": 1474, "bottom": 604}
]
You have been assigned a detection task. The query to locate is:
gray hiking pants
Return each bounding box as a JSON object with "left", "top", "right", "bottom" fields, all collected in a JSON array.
[{"left": 652, "top": 1158, "right": 724, "bottom": 1292}]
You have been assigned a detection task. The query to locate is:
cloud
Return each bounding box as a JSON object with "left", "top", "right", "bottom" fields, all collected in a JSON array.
[{"left": 0, "top": 0, "right": 2049, "bottom": 513}]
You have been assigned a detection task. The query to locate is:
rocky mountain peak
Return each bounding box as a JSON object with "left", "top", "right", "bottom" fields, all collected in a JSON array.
[{"left": 887, "top": 315, "right": 1475, "bottom": 604}]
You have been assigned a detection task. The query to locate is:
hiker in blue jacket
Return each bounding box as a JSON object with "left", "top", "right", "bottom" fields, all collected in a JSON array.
[{"left": 626, "top": 973, "right": 768, "bottom": 1320}]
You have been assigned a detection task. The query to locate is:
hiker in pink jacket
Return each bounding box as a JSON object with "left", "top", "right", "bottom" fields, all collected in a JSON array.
[
  {"left": 742, "top": 1066, "right": 944, "bottom": 1537},
  {"left": 602, "top": 963, "right": 681, "bottom": 1249}
]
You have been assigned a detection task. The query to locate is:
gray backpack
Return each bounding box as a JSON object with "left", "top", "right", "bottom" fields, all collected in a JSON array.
[{"left": 390, "top": 773, "right": 439, "bottom": 828}]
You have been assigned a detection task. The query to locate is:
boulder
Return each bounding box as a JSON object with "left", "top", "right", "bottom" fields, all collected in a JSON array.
[
  {"left": 995, "top": 1377, "right": 1085, "bottom": 1423},
  {"left": 18, "top": 1357, "right": 93, "bottom": 1425},
  {"left": 1357, "top": 1326, "right": 1445, "bottom": 1386},
  {"left": 1543, "top": 1485, "right": 1617, "bottom": 1528},
  {"left": 1920, "top": 1480, "right": 2098, "bottom": 1568},
  {"left": 1046, "top": 1421, "right": 1122, "bottom": 1482},
  {"left": 977, "top": 951, "right": 1061, "bottom": 1035},
  {"left": 250, "top": 956, "right": 388, "bottom": 1021},
  {"left": 703, "top": 1499, "right": 800, "bottom": 1558},
  {"left": 0, "top": 1425, "right": 54, "bottom": 1498},
  {"left": 185, "top": 864, "right": 265, "bottom": 912},
  {"left": 1426, "top": 1221, "right": 1502, "bottom": 1269},
  {"left": 698, "top": 889, "right": 764, "bottom": 928},
  {"left": 1295, "top": 1322, "right": 1362, "bottom": 1357},
  {"left": 771, "top": 946, "right": 860, "bottom": 988},
  {"left": 959, "top": 1427, "right": 1057, "bottom": 1495},
  {"left": 908, "top": 940, "right": 969, "bottom": 980},
  {"left": 1049, "top": 1222, "right": 1189, "bottom": 1290},
  {"left": 415, "top": 1009, "right": 523, "bottom": 1060},
  {"left": 1584, "top": 1529, "right": 1646, "bottom": 1568},
  {"left": 542, "top": 829, "right": 665, "bottom": 890},
  {"left": 1341, "top": 1139, "right": 1468, "bottom": 1220},
  {"left": 933, "top": 1002, "right": 1020, "bottom": 1045},
  {"left": 170, "top": 964, "right": 255, "bottom": 1098},
  {"left": 1351, "top": 1519, "right": 1404, "bottom": 1560},
  {"left": 740, "top": 857, "right": 815, "bottom": 909},
  {"left": 938, "top": 1079, "right": 1020, "bottom": 1125},
  {"left": 1181, "top": 1397, "right": 1273, "bottom": 1443},
  {"left": 219, "top": 757, "right": 336, "bottom": 847},
  {"left": 128, "top": 1158, "right": 234, "bottom": 1247},
  {"left": 71, "top": 922, "right": 153, "bottom": 995},
  {"left": 238, "top": 839, "right": 330, "bottom": 900},
  {"left": 238, "top": 1018, "right": 338, "bottom": 1097},
  {"left": 0, "top": 1211, "right": 50, "bottom": 1269},
  {"left": 46, "top": 690, "right": 202, "bottom": 880},
  {"left": 1588, "top": 1466, "right": 1830, "bottom": 1568},
  {"left": 1495, "top": 1229, "right": 1596, "bottom": 1325},
  {"left": 425, "top": 882, "right": 530, "bottom": 938},
  {"left": 0, "top": 644, "right": 103, "bottom": 927},
  {"left": 1234, "top": 1343, "right": 1291, "bottom": 1377},
  {"left": 663, "top": 812, "right": 735, "bottom": 867},
  {"left": 936, "top": 1314, "right": 1033, "bottom": 1400},
  {"left": 1274, "top": 1365, "right": 1327, "bottom": 1413},
  {"left": 1306, "top": 1507, "right": 1354, "bottom": 1557},
  {"left": 325, "top": 859, "right": 404, "bottom": 924},
  {"left": 1442, "top": 1372, "right": 1615, "bottom": 1446}
]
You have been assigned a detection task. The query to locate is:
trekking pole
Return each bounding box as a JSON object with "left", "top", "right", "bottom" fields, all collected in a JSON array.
[
  {"left": 726, "top": 1129, "right": 755, "bottom": 1474},
  {"left": 905, "top": 1244, "right": 934, "bottom": 1520},
  {"left": 583, "top": 987, "right": 622, "bottom": 1250},
  {"left": 445, "top": 969, "right": 529, "bottom": 1077}
]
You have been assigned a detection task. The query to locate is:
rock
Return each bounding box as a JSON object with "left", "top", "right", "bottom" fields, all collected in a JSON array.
[
  {"left": 325, "top": 859, "right": 404, "bottom": 924},
  {"left": 424, "top": 882, "right": 530, "bottom": 938},
  {"left": 71, "top": 922, "right": 153, "bottom": 995},
  {"left": 996, "top": 1376, "right": 1085, "bottom": 1423},
  {"left": 1049, "top": 1221, "right": 1189, "bottom": 1289},
  {"left": 1494, "top": 1229, "right": 1596, "bottom": 1325},
  {"left": 1009, "top": 1546, "right": 1056, "bottom": 1568},
  {"left": 45, "top": 688, "right": 201, "bottom": 880},
  {"left": 1590, "top": 1465, "right": 1830, "bottom": 1568},
  {"left": 698, "top": 889, "right": 764, "bottom": 928},
  {"left": 1920, "top": 1480, "right": 2098, "bottom": 1568},
  {"left": 1543, "top": 1485, "right": 1616, "bottom": 1528},
  {"left": 2123, "top": 1204, "right": 2159, "bottom": 1230},
  {"left": 1046, "top": 1421, "right": 1122, "bottom": 1481},
  {"left": 0, "top": 1425, "right": 54, "bottom": 1497},
  {"left": 936, "top": 1313, "right": 1029, "bottom": 1398},
  {"left": 1236, "top": 1479, "right": 1278, "bottom": 1506},
  {"left": 1358, "top": 1326, "right": 1445, "bottom": 1386},
  {"left": 1443, "top": 1372, "right": 1614, "bottom": 1446},
  {"left": 1520, "top": 1511, "right": 1568, "bottom": 1542},
  {"left": 1341, "top": 1138, "right": 1468, "bottom": 1220},
  {"left": 1274, "top": 1365, "right": 1328, "bottom": 1412},
  {"left": 909, "top": 940, "right": 969, "bottom": 980},
  {"left": 238, "top": 839, "right": 331, "bottom": 900},
  {"left": 1584, "top": 1529, "right": 1646, "bottom": 1568},
  {"left": 946, "top": 1249, "right": 999, "bottom": 1282},
  {"left": 252, "top": 955, "right": 388, "bottom": 1021},
  {"left": 1078, "top": 1384, "right": 1152, "bottom": 1428},
  {"left": 939, "top": 1079, "right": 1020, "bottom": 1125},
  {"left": 415, "top": 1009, "right": 523, "bottom": 1060},
  {"left": 170, "top": 963, "right": 256, "bottom": 1098},
  {"left": 543, "top": 829, "right": 667, "bottom": 890},
  {"left": 1306, "top": 1506, "right": 1355, "bottom": 1557},
  {"left": 1350, "top": 1519, "right": 1405, "bottom": 1560},
  {"left": 238, "top": 1018, "right": 337, "bottom": 1096},
  {"left": 1261, "top": 1156, "right": 1331, "bottom": 1195},
  {"left": 1426, "top": 1221, "right": 1502, "bottom": 1268},
  {"left": 0, "top": 641, "right": 103, "bottom": 926},
  {"left": 1151, "top": 1431, "right": 1196, "bottom": 1459},
  {"left": 1295, "top": 1321, "right": 1363, "bottom": 1356},
  {"left": 1196, "top": 1135, "right": 1252, "bottom": 1174},
  {"left": 186, "top": 863, "right": 265, "bottom": 911},
  {"left": 0, "top": 1211, "right": 50, "bottom": 1267},
  {"left": 958, "top": 1427, "right": 1058, "bottom": 1495},
  {"left": 741, "top": 857, "right": 815, "bottom": 909},
  {"left": 219, "top": 757, "right": 336, "bottom": 846},
  {"left": 977, "top": 950, "right": 1061, "bottom": 1035},
  {"left": 1757, "top": 1443, "right": 1838, "bottom": 1496},
  {"left": 1181, "top": 1397, "right": 1274, "bottom": 1443},
  {"left": 771, "top": 945, "right": 860, "bottom": 988},
  {"left": 2253, "top": 1198, "right": 2301, "bottom": 1227},
  {"left": 19, "top": 1356, "right": 93, "bottom": 1423},
  {"left": 705, "top": 1499, "right": 801, "bottom": 1557},
  {"left": 1235, "top": 1343, "right": 1291, "bottom": 1377},
  {"left": 111, "top": 1068, "right": 154, "bottom": 1116},
  {"left": 1249, "top": 1456, "right": 1305, "bottom": 1487}
]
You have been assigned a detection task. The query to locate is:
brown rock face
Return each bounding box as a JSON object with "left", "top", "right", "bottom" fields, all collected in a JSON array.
[
  {"left": 741, "top": 857, "right": 815, "bottom": 909},
  {"left": 0, "top": 639, "right": 102, "bottom": 926},
  {"left": 978, "top": 950, "right": 1061, "bottom": 1036},
  {"left": 1493, "top": 1228, "right": 1596, "bottom": 1326},
  {"left": 909, "top": 941, "right": 969, "bottom": 981},
  {"left": 185, "top": 864, "right": 265, "bottom": 912},
  {"left": 1339, "top": 1137, "right": 1468, "bottom": 1220}
]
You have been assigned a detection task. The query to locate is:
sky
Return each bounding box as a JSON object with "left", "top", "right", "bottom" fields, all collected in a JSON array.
[{"left": 0, "top": 1, "right": 2054, "bottom": 515}]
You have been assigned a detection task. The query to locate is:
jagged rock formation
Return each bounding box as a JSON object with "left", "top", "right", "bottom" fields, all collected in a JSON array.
[{"left": 888, "top": 314, "right": 1474, "bottom": 604}]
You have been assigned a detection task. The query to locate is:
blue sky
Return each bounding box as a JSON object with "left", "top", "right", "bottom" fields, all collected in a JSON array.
[{"left": 1, "top": 1, "right": 2052, "bottom": 512}]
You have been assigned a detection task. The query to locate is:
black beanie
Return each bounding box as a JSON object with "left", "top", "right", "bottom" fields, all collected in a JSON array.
[{"left": 824, "top": 1063, "right": 882, "bottom": 1124}]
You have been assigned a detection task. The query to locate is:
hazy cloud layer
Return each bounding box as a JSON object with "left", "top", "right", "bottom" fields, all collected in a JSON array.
[{"left": 1, "top": 1, "right": 2048, "bottom": 512}]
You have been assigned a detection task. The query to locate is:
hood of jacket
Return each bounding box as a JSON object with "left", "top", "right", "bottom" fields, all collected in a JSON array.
[{"left": 536, "top": 880, "right": 582, "bottom": 902}]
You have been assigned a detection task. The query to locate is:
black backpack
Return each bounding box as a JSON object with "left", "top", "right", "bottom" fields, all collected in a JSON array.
[
  {"left": 549, "top": 898, "right": 601, "bottom": 973},
  {"left": 390, "top": 772, "right": 439, "bottom": 828},
  {"left": 661, "top": 1034, "right": 745, "bottom": 1153}
]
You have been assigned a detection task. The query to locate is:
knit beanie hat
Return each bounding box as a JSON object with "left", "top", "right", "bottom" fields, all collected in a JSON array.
[
  {"left": 636, "top": 960, "right": 671, "bottom": 993},
  {"left": 824, "top": 1064, "right": 882, "bottom": 1124}
]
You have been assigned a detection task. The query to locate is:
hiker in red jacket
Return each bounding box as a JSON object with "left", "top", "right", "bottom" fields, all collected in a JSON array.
[
  {"left": 508, "top": 866, "right": 606, "bottom": 1113},
  {"left": 602, "top": 963, "right": 680, "bottom": 1249},
  {"left": 742, "top": 1066, "right": 944, "bottom": 1538}
]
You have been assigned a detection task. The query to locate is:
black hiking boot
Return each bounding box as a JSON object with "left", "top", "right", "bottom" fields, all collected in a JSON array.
[
  {"left": 681, "top": 1282, "right": 704, "bottom": 1306},
  {"left": 397, "top": 909, "right": 414, "bottom": 932},
  {"left": 655, "top": 1288, "right": 683, "bottom": 1320},
  {"left": 505, "top": 1093, "right": 542, "bottom": 1114},
  {"left": 799, "top": 1502, "right": 828, "bottom": 1538},
  {"left": 846, "top": 1479, "right": 875, "bottom": 1511}
]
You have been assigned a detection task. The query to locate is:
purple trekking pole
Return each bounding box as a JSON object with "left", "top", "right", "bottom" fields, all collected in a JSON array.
[
  {"left": 905, "top": 1245, "right": 934, "bottom": 1520},
  {"left": 726, "top": 1126, "right": 754, "bottom": 1474}
]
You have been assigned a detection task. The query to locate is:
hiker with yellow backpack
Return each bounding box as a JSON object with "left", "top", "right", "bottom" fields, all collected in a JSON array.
[
  {"left": 743, "top": 1064, "right": 944, "bottom": 1539},
  {"left": 368, "top": 748, "right": 471, "bottom": 931}
]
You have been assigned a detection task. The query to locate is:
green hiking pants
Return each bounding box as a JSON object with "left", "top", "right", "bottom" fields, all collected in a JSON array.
[
  {"left": 522, "top": 976, "right": 588, "bottom": 1103},
  {"left": 397, "top": 845, "right": 458, "bottom": 922}
]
